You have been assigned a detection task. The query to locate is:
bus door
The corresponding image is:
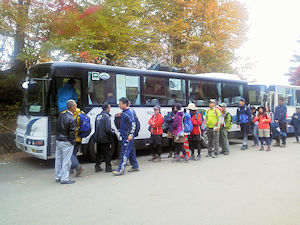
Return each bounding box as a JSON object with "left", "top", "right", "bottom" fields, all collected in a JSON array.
[{"left": 49, "top": 77, "right": 83, "bottom": 157}]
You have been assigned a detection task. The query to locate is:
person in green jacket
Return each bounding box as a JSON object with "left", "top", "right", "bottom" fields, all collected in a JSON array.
[
  {"left": 205, "top": 99, "right": 221, "bottom": 158},
  {"left": 219, "top": 103, "right": 232, "bottom": 155}
]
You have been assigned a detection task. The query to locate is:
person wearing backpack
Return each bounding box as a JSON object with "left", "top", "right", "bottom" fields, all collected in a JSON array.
[
  {"left": 69, "top": 107, "right": 84, "bottom": 177},
  {"left": 236, "top": 98, "right": 251, "bottom": 150},
  {"left": 113, "top": 98, "right": 139, "bottom": 176},
  {"left": 253, "top": 106, "right": 272, "bottom": 151},
  {"left": 172, "top": 103, "right": 189, "bottom": 162},
  {"left": 274, "top": 97, "right": 287, "bottom": 147},
  {"left": 186, "top": 103, "right": 202, "bottom": 160},
  {"left": 94, "top": 102, "right": 115, "bottom": 173},
  {"left": 219, "top": 103, "right": 232, "bottom": 155},
  {"left": 163, "top": 105, "right": 176, "bottom": 158},
  {"left": 148, "top": 105, "right": 164, "bottom": 162},
  {"left": 290, "top": 107, "right": 300, "bottom": 143},
  {"left": 205, "top": 99, "right": 221, "bottom": 158}
]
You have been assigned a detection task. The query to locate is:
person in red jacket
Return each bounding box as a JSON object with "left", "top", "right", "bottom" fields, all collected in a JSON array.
[
  {"left": 148, "top": 105, "right": 164, "bottom": 162},
  {"left": 253, "top": 106, "right": 272, "bottom": 151},
  {"left": 186, "top": 103, "right": 202, "bottom": 160}
]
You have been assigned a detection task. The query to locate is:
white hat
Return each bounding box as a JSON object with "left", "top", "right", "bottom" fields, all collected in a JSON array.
[{"left": 185, "top": 103, "right": 198, "bottom": 111}]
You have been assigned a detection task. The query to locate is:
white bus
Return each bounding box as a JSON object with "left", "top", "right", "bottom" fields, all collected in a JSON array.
[
  {"left": 248, "top": 83, "right": 300, "bottom": 132},
  {"left": 15, "top": 62, "right": 248, "bottom": 161}
]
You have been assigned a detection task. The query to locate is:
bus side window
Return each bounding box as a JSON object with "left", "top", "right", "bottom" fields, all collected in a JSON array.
[
  {"left": 116, "top": 74, "right": 141, "bottom": 105},
  {"left": 167, "top": 78, "right": 186, "bottom": 105},
  {"left": 143, "top": 76, "right": 167, "bottom": 105}
]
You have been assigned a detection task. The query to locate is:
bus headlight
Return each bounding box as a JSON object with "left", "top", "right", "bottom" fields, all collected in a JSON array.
[{"left": 26, "top": 139, "right": 44, "bottom": 146}]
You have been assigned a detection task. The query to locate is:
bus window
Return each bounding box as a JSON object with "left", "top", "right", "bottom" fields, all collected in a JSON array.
[
  {"left": 116, "top": 74, "right": 141, "bottom": 105},
  {"left": 88, "top": 72, "right": 116, "bottom": 105},
  {"left": 188, "top": 80, "right": 221, "bottom": 106},
  {"left": 296, "top": 90, "right": 300, "bottom": 106},
  {"left": 248, "top": 85, "right": 267, "bottom": 106},
  {"left": 222, "top": 83, "right": 244, "bottom": 106},
  {"left": 277, "top": 87, "right": 294, "bottom": 106},
  {"left": 143, "top": 76, "right": 167, "bottom": 105},
  {"left": 167, "top": 78, "right": 186, "bottom": 105}
]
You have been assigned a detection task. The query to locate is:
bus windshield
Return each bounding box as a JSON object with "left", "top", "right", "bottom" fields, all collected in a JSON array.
[{"left": 248, "top": 85, "right": 267, "bottom": 106}]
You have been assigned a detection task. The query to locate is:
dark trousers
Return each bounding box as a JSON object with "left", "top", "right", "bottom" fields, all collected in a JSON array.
[
  {"left": 174, "top": 143, "right": 187, "bottom": 157},
  {"left": 240, "top": 123, "right": 250, "bottom": 146},
  {"left": 96, "top": 143, "right": 112, "bottom": 169},
  {"left": 188, "top": 135, "right": 201, "bottom": 155},
  {"left": 71, "top": 142, "right": 81, "bottom": 169},
  {"left": 295, "top": 126, "right": 300, "bottom": 142},
  {"left": 168, "top": 138, "right": 174, "bottom": 153},
  {"left": 275, "top": 122, "right": 287, "bottom": 145}
]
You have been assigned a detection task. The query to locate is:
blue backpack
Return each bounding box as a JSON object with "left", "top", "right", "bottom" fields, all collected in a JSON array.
[
  {"left": 78, "top": 112, "right": 91, "bottom": 138},
  {"left": 183, "top": 112, "right": 193, "bottom": 133}
]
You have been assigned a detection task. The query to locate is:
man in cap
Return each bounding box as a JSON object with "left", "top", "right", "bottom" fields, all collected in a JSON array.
[
  {"left": 205, "top": 99, "right": 221, "bottom": 158},
  {"left": 186, "top": 103, "right": 202, "bottom": 160},
  {"left": 148, "top": 105, "right": 164, "bottom": 162},
  {"left": 219, "top": 103, "right": 232, "bottom": 155},
  {"left": 236, "top": 98, "right": 251, "bottom": 150}
]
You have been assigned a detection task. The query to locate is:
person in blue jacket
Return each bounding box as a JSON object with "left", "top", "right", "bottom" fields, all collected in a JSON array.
[
  {"left": 113, "top": 97, "right": 139, "bottom": 176},
  {"left": 236, "top": 98, "right": 251, "bottom": 150},
  {"left": 290, "top": 107, "right": 300, "bottom": 143},
  {"left": 57, "top": 79, "right": 78, "bottom": 112},
  {"left": 274, "top": 97, "right": 287, "bottom": 147}
]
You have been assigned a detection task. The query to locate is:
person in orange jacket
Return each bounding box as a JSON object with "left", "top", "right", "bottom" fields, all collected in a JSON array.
[
  {"left": 253, "top": 106, "right": 272, "bottom": 151},
  {"left": 148, "top": 105, "right": 164, "bottom": 162}
]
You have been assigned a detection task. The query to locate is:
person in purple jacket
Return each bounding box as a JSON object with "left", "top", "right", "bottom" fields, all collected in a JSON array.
[{"left": 172, "top": 103, "right": 189, "bottom": 162}]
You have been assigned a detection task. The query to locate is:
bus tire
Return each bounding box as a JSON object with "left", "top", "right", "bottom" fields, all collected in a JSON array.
[{"left": 87, "top": 134, "right": 119, "bottom": 162}]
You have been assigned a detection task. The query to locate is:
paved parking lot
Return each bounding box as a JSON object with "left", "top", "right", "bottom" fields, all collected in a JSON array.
[{"left": 1, "top": 138, "right": 300, "bottom": 225}]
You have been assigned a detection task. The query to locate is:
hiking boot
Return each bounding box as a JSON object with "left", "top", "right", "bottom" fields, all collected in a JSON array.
[
  {"left": 273, "top": 142, "right": 280, "bottom": 147},
  {"left": 61, "top": 180, "right": 75, "bottom": 184},
  {"left": 153, "top": 157, "right": 161, "bottom": 162},
  {"left": 113, "top": 171, "right": 124, "bottom": 176},
  {"left": 167, "top": 152, "right": 173, "bottom": 158},
  {"left": 259, "top": 146, "right": 264, "bottom": 151},
  {"left": 95, "top": 166, "right": 103, "bottom": 173},
  {"left": 190, "top": 154, "right": 195, "bottom": 160},
  {"left": 128, "top": 168, "right": 139, "bottom": 172},
  {"left": 251, "top": 144, "right": 259, "bottom": 147},
  {"left": 206, "top": 153, "right": 212, "bottom": 157},
  {"left": 241, "top": 145, "right": 248, "bottom": 150},
  {"left": 195, "top": 154, "right": 201, "bottom": 160},
  {"left": 267, "top": 146, "right": 271, "bottom": 151},
  {"left": 105, "top": 167, "right": 113, "bottom": 173},
  {"left": 280, "top": 144, "right": 286, "bottom": 148},
  {"left": 224, "top": 152, "right": 229, "bottom": 155},
  {"left": 219, "top": 151, "right": 225, "bottom": 154},
  {"left": 75, "top": 166, "right": 84, "bottom": 177},
  {"left": 212, "top": 154, "right": 218, "bottom": 158}
]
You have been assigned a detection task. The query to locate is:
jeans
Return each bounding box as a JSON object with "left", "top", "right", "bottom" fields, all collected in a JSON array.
[
  {"left": 207, "top": 128, "right": 219, "bottom": 156},
  {"left": 118, "top": 138, "right": 138, "bottom": 173},
  {"left": 275, "top": 122, "right": 287, "bottom": 145},
  {"left": 219, "top": 127, "right": 229, "bottom": 153},
  {"left": 260, "top": 137, "right": 271, "bottom": 146},
  {"left": 252, "top": 124, "right": 259, "bottom": 145},
  {"left": 240, "top": 123, "right": 250, "bottom": 146},
  {"left": 55, "top": 141, "right": 73, "bottom": 182},
  {"left": 71, "top": 142, "right": 80, "bottom": 169}
]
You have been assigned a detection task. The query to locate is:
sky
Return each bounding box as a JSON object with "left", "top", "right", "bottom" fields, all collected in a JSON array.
[{"left": 237, "top": 0, "right": 300, "bottom": 84}]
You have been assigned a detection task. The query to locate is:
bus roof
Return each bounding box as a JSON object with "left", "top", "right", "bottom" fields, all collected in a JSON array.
[
  {"left": 249, "top": 83, "right": 300, "bottom": 90},
  {"left": 35, "top": 61, "right": 246, "bottom": 84}
]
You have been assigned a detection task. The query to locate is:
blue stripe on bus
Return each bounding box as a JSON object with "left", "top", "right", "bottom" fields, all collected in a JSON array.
[{"left": 25, "top": 118, "right": 40, "bottom": 136}]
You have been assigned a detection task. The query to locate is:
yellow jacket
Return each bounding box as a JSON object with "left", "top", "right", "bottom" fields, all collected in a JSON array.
[{"left": 62, "top": 108, "right": 82, "bottom": 142}]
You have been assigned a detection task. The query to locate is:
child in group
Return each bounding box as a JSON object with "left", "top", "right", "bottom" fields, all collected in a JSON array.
[
  {"left": 290, "top": 107, "right": 300, "bottom": 143},
  {"left": 253, "top": 106, "right": 272, "bottom": 151}
]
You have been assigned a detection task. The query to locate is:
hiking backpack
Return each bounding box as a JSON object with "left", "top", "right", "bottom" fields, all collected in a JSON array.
[
  {"left": 78, "top": 112, "right": 91, "bottom": 138},
  {"left": 183, "top": 112, "right": 193, "bottom": 133}
]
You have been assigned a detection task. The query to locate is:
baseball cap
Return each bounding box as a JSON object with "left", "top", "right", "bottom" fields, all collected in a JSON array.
[{"left": 153, "top": 105, "right": 161, "bottom": 110}]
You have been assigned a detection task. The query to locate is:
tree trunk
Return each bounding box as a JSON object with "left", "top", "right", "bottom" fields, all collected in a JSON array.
[{"left": 12, "top": 0, "right": 30, "bottom": 75}]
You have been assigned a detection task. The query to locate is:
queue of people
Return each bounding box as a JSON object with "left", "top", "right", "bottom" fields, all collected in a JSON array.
[{"left": 54, "top": 95, "right": 295, "bottom": 184}]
